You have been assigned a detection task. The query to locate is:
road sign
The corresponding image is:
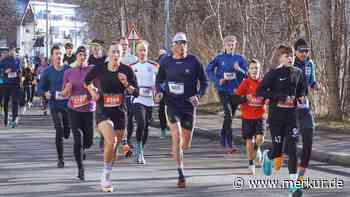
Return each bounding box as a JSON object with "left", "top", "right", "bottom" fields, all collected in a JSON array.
[{"left": 127, "top": 25, "right": 141, "bottom": 41}]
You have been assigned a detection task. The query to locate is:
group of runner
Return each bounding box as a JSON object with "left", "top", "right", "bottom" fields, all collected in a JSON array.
[{"left": 1, "top": 31, "right": 319, "bottom": 196}]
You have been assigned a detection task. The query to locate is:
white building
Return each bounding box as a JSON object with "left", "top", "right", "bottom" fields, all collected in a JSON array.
[{"left": 20, "top": 0, "right": 85, "bottom": 57}]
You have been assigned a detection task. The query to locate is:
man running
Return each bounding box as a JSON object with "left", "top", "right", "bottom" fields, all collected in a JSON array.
[
  {"left": 206, "top": 35, "right": 248, "bottom": 154},
  {"left": 0, "top": 46, "right": 22, "bottom": 128},
  {"left": 22, "top": 62, "right": 36, "bottom": 109},
  {"left": 257, "top": 45, "right": 307, "bottom": 196},
  {"left": 293, "top": 39, "right": 320, "bottom": 183},
  {"left": 85, "top": 43, "right": 138, "bottom": 192},
  {"left": 62, "top": 46, "right": 95, "bottom": 180},
  {"left": 130, "top": 40, "right": 158, "bottom": 164},
  {"left": 37, "top": 45, "right": 71, "bottom": 168},
  {"left": 156, "top": 32, "right": 208, "bottom": 188}
]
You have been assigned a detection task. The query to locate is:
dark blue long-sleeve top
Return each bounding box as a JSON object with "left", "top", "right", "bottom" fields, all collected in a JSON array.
[
  {"left": 156, "top": 54, "right": 208, "bottom": 107},
  {"left": 0, "top": 56, "right": 22, "bottom": 85},
  {"left": 206, "top": 52, "right": 248, "bottom": 95},
  {"left": 37, "top": 65, "right": 70, "bottom": 109},
  {"left": 294, "top": 57, "right": 317, "bottom": 94}
]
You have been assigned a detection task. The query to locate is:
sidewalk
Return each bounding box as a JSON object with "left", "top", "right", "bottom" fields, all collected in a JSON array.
[{"left": 152, "top": 111, "right": 350, "bottom": 167}]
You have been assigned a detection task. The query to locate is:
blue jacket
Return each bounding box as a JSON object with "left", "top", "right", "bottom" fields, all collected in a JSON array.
[
  {"left": 294, "top": 57, "right": 317, "bottom": 93},
  {"left": 37, "top": 65, "right": 69, "bottom": 109},
  {"left": 206, "top": 52, "right": 248, "bottom": 95},
  {"left": 0, "top": 56, "right": 22, "bottom": 85}
]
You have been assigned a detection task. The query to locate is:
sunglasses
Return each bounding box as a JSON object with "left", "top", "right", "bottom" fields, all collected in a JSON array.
[
  {"left": 174, "top": 40, "right": 187, "bottom": 45},
  {"left": 298, "top": 50, "right": 309, "bottom": 53}
]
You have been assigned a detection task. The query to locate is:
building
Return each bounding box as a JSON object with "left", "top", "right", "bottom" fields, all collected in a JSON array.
[{"left": 20, "top": 0, "right": 85, "bottom": 57}]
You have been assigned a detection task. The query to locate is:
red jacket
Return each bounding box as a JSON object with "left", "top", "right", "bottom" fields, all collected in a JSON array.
[{"left": 235, "top": 77, "right": 266, "bottom": 119}]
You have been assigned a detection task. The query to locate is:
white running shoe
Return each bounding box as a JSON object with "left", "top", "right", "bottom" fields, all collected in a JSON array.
[
  {"left": 101, "top": 170, "right": 113, "bottom": 192},
  {"left": 248, "top": 165, "right": 256, "bottom": 175}
]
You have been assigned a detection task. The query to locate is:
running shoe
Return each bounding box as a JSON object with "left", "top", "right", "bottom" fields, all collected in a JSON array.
[
  {"left": 57, "top": 160, "right": 65, "bottom": 168},
  {"left": 101, "top": 170, "right": 113, "bottom": 192},
  {"left": 123, "top": 144, "right": 132, "bottom": 158},
  {"left": 77, "top": 169, "right": 85, "bottom": 181},
  {"left": 274, "top": 156, "right": 283, "bottom": 172},
  {"left": 248, "top": 165, "right": 256, "bottom": 175},
  {"left": 177, "top": 177, "right": 186, "bottom": 188},
  {"left": 138, "top": 150, "right": 146, "bottom": 164},
  {"left": 262, "top": 150, "right": 272, "bottom": 176},
  {"left": 288, "top": 184, "right": 303, "bottom": 197},
  {"left": 160, "top": 128, "right": 166, "bottom": 139}
]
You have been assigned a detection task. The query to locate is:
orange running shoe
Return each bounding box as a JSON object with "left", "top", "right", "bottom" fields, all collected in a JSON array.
[{"left": 274, "top": 156, "right": 283, "bottom": 172}]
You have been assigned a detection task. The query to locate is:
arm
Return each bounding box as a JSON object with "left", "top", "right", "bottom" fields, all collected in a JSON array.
[
  {"left": 156, "top": 62, "right": 167, "bottom": 93},
  {"left": 205, "top": 57, "right": 220, "bottom": 85},
  {"left": 126, "top": 67, "right": 139, "bottom": 97},
  {"left": 309, "top": 60, "right": 317, "bottom": 89},
  {"left": 296, "top": 70, "right": 307, "bottom": 99},
  {"left": 61, "top": 70, "right": 72, "bottom": 97},
  {"left": 37, "top": 69, "right": 49, "bottom": 96},
  {"left": 197, "top": 61, "right": 209, "bottom": 98},
  {"left": 256, "top": 69, "right": 274, "bottom": 100}
]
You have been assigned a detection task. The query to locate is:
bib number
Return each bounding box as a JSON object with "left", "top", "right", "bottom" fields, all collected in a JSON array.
[
  {"left": 140, "top": 87, "right": 153, "bottom": 97},
  {"left": 224, "top": 72, "right": 236, "bottom": 80},
  {"left": 277, "top": 96, "right": 295, "bottom": 108},
  {"left": 168, "top": 82, "right": 184, "bottom": 95},
  {"left": 70, "top": 95, "right": 89, "bottom": 108},
  {"left": 8, "top": 72, "right": 17, "bottom": 78},
  {"left": 103, "top": 94, "right": 123, "bottom": 107},
  {"left": 248, "top": 96, "right": 264, "bottom": 107},
  {"left": 55, "top": 91, "right": 68, "bottom": 100}
]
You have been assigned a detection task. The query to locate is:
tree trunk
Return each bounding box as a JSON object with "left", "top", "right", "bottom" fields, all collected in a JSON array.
[{"left": 320, "top": 0, "right": 342, "bottom": 120}]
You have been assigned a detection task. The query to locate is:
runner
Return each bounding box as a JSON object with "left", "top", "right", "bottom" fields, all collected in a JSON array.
[
  {"left": 22, "top": 61, "right": 36, "bottom": 109},
  {"left": 0, "top": 46, "right": 22, "bottom": 128},
  {"left": 84, "top": 43, "right": 138, "bottom": 192},
  {"left": 62, "top": 46, "right": 95, "bottom": 180},
  {"left": 118, "top": 36, "right": 138, "bottom": 156},
  {"left": 156, "top": 32, "right": 208, "bottom": 188},
  {"left": 87, "top": 39, "right": 106, "bottom": 67},
  {"left": 37, "top": 45, "right": 71, "bottom": 168},
  {"left": 293, "top": 39, "right": 320, "bottom": 183},
  {"left": 256, "top": 45, "right": 307, "bottom": 196},
  {"left": 235, "top": 59, "right": 266, "bottom": 175},
  {"left": 206, "top": 35, "right": 248, "bottom": 154},
  {"left": 157, "top": 48, "right": 169, "bottom": 139},
  {"left": 63, "top": 42, "right": 76, "bottom": 66},
  {"left": 35, "top": 57, "right": 49, "bottom": 115},
  {"left": 130, "top": 40, "right": 158, "bottom": 164},
  {"left": 0, "top": 48, "right": 9, "bottom": 117}
]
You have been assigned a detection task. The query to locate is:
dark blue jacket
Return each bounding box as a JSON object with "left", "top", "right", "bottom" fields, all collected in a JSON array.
[
  {"left": 37, "top": 65, "right": 69, "bottom": 109},
  {"left": 294, "top": 57, "right": 317, "bottom": 94},
  {"left": 0, "top": 56, "right": 22, "bottom": 85},
  {"left": 156, "top": 54, "right": 208, "bottom": 108},
  {"left": 206, "top": 52, "right": 248, "bottom": 95}
]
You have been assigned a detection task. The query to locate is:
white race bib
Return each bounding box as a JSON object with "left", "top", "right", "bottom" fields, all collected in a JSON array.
[
  {"left": 8, "top": 72, "right": 17, "bottom": 78},
  {"left": 305, "top": 67, "right": 311, "bottom": 76},
  {"left": 224, "top": 72, "right": 236, "bottom": 80},
  {"left": 55, "top": 91, "right": 68, "bottom": 100},
  {"left": 140, "top": 87, "right": 153, "bottom": 97},
  {"left": 168, "top": 82, "right": 184, "bottom": 95},
  {"left": 297, "top": 97, "right": 310, "bottom": 109}
]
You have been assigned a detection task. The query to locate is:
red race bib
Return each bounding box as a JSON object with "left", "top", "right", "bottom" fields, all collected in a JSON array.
[
  {"left": 277, "top": 96, "right": 296, "bottom": 108},
  {"left": 103, "top": 94, "right": 124, "bottom": 107},
  {"left": 248, "top": 96, "right": 265, "bottom": 107},
  {"left": 70, "top": 95, "right": 89, "bottom": 108}
]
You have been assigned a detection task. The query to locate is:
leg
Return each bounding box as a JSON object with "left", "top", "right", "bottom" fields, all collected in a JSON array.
[
  {"left": 181, "top": 108, "right": 195, "bottom": 150},
  {"left": 126, "top": 97, "right": 134, "bottom": 144},
  {"left": 50, "top": 108, "right": 64, "bottom": 165},
  {"left": 82, "top": 112, "right": 94, "bottom": 149},
  {"left": 10, "top": 87, "right": 19, "bottom": 123},
  {"left": 61, "top": 108, "right": 70, "bottom": 139},
  {"left": 133, "top": 104, "right": 147, "bottom": 163},
  {"left": 3, "top": 86, "right": 10, "bottom": 125},
  {"left": 159, "top": 98, "right": 168, "bottom": 138},
  {"left": 218, "top": 92, "right": 234, "bottom": 151},
  {"left": 142, "top": 106, "right": 153, "bottom": 146},
  {"left": 69, "top": 110, "right": 84, "bottom": 172}
]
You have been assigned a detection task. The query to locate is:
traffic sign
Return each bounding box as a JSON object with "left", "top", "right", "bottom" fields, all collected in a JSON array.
[{"left": 127, "top": 25, "right": 141, "bottom": 41}]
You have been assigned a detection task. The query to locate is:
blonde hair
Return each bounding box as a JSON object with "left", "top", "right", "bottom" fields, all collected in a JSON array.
[
  {"left": 136, "top": 40, "right": 149, "bottom": 51},
  {"left": 223, "top": 35, "right": 237, "bottom": 52}
]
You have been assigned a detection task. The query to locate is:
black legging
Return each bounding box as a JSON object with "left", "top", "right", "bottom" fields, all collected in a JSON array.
[
  {"left": 50, "top": 107, "right": 70, "bottom": 161},
  {"left": 126, "top": 96, "right": 135, "bottom": 144},
  {"left": 134, "top": 103, "right": 153, "bottom": 146},
  {"left": 269, "top": 123, "right": 298, "bottom": 174},
  {"left": 3, "top": 85, "right": 19, "bottom": 125},
  {"left": 68, "top": 109, "right": 94, "bottom": 170},
  {"left": 300, "top": 128, "right": 313, "bottom": 168},
  {"left": 24, "top": 85, "right": 35, "bottom": 104},
  {"left": 159, "top": 98, "right": 167, "bottom": 130}
]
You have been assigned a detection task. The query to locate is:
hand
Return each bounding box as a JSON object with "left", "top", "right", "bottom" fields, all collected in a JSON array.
[
  {"left": 126, "top": 85, "right": 135, "bottom": 94},
  {"left": 90, "top": 87, "right": 100, "bottom": 101},
  {"left": 189, "top": 95, "right": 200, "bottom": 107},
  {"left": 219, "top": 79, "right": 226, "bottom": 85},
  {"left": 4, "top": 68, "right": 11, "bottom": 74},
  {"left": 118, "top": 73, "right": 128, "bottom": 86},
  {"left": 61, "top": 83, "right": 72, "bottom": 97},
  {"left": 154, "top": 92, "right": 163, "bottom": 103},
  {"left": 233, "top": 63, "right": 240, "bottom": 71},
  {"left": 246, "top": 94, "right": 253, "bottom": 102},
  {"left": 44, "top": 91, "right": 51, "bottom": 100}
]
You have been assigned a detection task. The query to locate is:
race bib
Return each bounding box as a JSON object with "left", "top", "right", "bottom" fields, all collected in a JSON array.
[
  {"left": 140, "top": 87, "right": 153, "bottom": 97},
  {"left": 168, "top": 82, "right": 184, "bottom": 95},
  {"left": 297, "top": 97, "right": 310, "bottom": 109},
  {"left": 248, "top": 96, "right": 265, "bottom": 107},
  {"left": 55, "top": 91, "right": 68, "bottom": 100},
  {"left": 103, "top": 94, "right": 123, "bottom": 107},
  {"left": 70, "top": 94, "right": 89, "bottom": 108},
  {"left": 224, "top": 72, "right": 236, "bottom": 80},
  {"left": 277, "top": 96, "right": 296, "bottom": 108},
  {"left": 8, "top": 72, "right": 17, "bottom": 78}
]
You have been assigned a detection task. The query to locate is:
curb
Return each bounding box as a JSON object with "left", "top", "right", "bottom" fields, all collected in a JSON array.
[{"left": 150, "top": 120, "right": 350, "bottom": 168}]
